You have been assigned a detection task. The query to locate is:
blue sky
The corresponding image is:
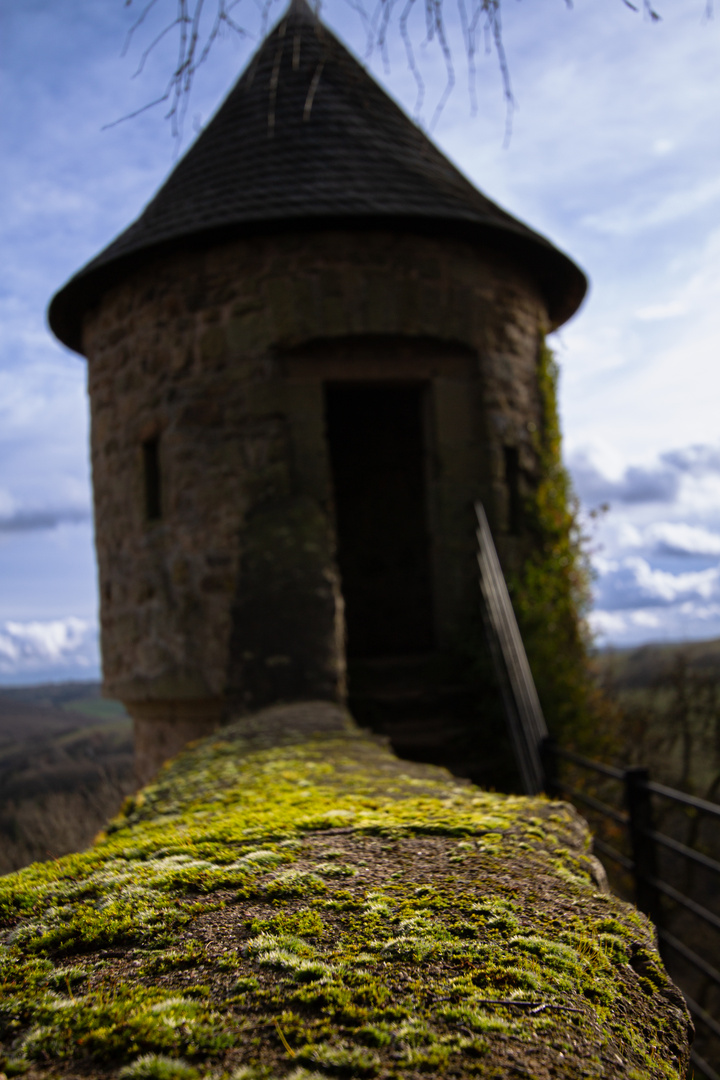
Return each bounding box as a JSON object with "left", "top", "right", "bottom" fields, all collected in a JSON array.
[{"left": 2, "top": 0, "right": 720, "bottom": 683}]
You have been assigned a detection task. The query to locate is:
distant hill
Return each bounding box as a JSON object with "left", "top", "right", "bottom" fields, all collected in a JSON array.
[
  {"left": 0, "top": 682, "right": 134, "bottom": 874},
  {"left": 588, "top": 637, "right": 720, "bottom": 797},
  {"left": 596, "top": 637, "right": 720, "bottom": 691}
]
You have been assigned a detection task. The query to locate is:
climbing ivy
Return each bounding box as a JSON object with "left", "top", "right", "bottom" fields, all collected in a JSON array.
[{"left": 511, "top": 338, "right": 617, "bottom": 751}]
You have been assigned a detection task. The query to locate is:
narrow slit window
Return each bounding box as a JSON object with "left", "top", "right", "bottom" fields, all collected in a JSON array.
[
  {"left": 504, "top": 445, "right": 521, "bottom": 536},
  {"left": 143, "top": 436, "right": 162, "bottom": 522}
]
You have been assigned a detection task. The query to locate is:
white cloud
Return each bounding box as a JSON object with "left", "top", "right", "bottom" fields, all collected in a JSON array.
[
  {"left": 653, "top": 138, "right": 674, "bottom": 155},
  {"left": 662, "top": 444, "right": 720, "bottom": 476},
  {"left": 630, "top": 611, "right": 662, "bottom": 630},
  {"left": 645, "top": 522, "right": 720, "bottom": 557},
  {"left": 0, "top": 490, "right": 15, "bottom": 518},
  {"left": 561, "top": 225, "right": 720, "bottom": 464},
  {"left": 591, "top": 554, "right": 620, "bottom": 577},
  {"left": 615, "top": 522, "right": 644, "bottom": 549},
  {"left": 590, "top": 601, "right": 720, "bottom": 647},
  {"left": 570, "top": 441, "right": 720, "bottom": 516},
  {"left": 642, "top": 560, "right": 719, "bottom": 603},
  {"left": 576, "top": 440, "right": 720, "bottom": 645},
  {"left": 588, "top": 610, "right": 628, "bottom": 638},
  {"left": 570, "top": 448, "right": 681, "bottom": 506},
  {"left": 0, "top": 506, "right": 92, "bottom": 533},
  {"left": 581, "top": 175, "right": 720, "bottom": 236},
  {"left": 635, "top": 301, "right": 687, "bottom": 321},
  {"left": 597, "top": 556, "right": 720, "bottom": 609},
  {"left": 0, "top": 617, "right": 99, "bottom": 680},
  {"left": 678, "top": 602, "right": 720, "bottom": 623}
]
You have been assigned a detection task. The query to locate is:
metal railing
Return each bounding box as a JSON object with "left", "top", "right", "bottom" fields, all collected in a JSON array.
[
  {"left": 542, "top": 740, "right": 720, "bottom": 1078},
  {"left": 475, "top": 501, "right": 720, "bottom": 1078},
  {"left": 475, "top": 501, "right": 547, "bottom": 794}
]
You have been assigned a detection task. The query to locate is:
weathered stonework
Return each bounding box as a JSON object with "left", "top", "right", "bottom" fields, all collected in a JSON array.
[{"left": 82, "top": 227, "right": 549, "bottom": 776}]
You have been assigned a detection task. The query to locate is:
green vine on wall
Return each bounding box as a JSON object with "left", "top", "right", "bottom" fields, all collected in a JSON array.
[{"left": 510, "top": 338, "right": 616, "bottom": 751}]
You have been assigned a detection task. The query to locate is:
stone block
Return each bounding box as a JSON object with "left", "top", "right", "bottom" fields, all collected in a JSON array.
[
  {"left": 266, "top": 278, "right": 299, "bottom": 343},
  {"left": 226, "top": 313, "right": 266, "bottom": 357},
  {"left": 363, "top": 274, "right": 398, "bottom": 334},
  {"left": 199, "top": 325, "right": 227, "bottom": 364}
]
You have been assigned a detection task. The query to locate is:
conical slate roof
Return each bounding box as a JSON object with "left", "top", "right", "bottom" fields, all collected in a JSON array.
[{"left": 49, "top": 0, "right": 586, "bottom": 351}]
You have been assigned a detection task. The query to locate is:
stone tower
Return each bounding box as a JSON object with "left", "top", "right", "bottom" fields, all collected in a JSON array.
[{"left": 49, "top": 0, "right": 586, "bottom": 784}]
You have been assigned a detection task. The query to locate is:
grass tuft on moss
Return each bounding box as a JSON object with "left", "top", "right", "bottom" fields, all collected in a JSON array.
[{"left": 119, "top": 1054, "right": 200, "bottom": 1080}]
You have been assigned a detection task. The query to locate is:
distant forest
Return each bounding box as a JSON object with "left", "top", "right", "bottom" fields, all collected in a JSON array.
[{"left": 0, "top": 683, "right": 133, "bottom": 874}]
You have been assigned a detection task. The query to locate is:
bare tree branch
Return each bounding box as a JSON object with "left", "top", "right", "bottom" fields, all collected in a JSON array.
[
  {"left": 116, "top": 0, "right": 671, "bottom": 143},
  {"left": 399, "top": 0, "right": 425, "bottom": 116},
  {"left": 117, "top": 0, "right": 256, "bottom": 140},
  {"left": 132, "top": 19, "right": 182, "bottom": 78},
  {"left": 101, "top": 86, "right": 175, "bottom": 129},
  {"left": 428, "top": 0, "right": 457, "bottom": 131},
  {"left": 455, "top": 0, "right": 477, "bottom": 116},
  {"left": 122, "top": 0, "right": 164, "bottom": 57}
]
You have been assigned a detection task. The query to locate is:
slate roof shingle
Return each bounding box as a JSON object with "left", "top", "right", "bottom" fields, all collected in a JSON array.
[{"left": 48, "top": 0, "right": 587, "bottom": 352}]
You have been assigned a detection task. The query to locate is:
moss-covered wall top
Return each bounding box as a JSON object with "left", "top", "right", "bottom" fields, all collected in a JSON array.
[{"left": 0, "top": 703, "right": 691, "bottom": 1080}]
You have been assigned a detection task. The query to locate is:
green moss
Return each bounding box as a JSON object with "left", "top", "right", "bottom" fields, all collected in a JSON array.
[
  {"left": 18, "top": 987, "right": 233, "bottom": 1062},
  {"left": 138, "top": 942, "right": 209, "bottom": 976},
  {"left": 355, "top": 1024, "right": 393, "bottom": 1048},
  {"left": 4, "top": 1058, "right": 30, "bottom": 1077},
  {"left": 313, "top": 862, "right": 356, "bottom": 878},
  {"left": 265, "top": 871, "right": 328, "bottom": 899},
  {"left": 297, "top": 1041, "right": 381, "bottom": 1075},
  {"left": 248, "top": 909, "right": 325, "bottom": 940},
  {"left": 44, "top": 965, "right": 87, "bottom": 992},
  {"left": 0, "top": 706, "right": 690, "bottom": 1079},
  {"left": 246, "top": 933, "right": 332, "bottom": 983},
  {"left": 119, "top": 1055, "right": 200, "bottom": 1080}
]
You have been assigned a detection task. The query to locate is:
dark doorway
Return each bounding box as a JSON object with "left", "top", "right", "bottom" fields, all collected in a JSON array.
[{"left": 325, "top": 383, "right": 435, "bottom": 658}]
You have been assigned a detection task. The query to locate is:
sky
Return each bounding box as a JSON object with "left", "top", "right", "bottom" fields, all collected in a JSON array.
[{"left": 2, "top": 0, "right": 720, "bottom": 683}]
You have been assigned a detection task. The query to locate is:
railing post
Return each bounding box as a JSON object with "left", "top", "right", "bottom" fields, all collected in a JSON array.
[
  {"left": 625, "top": 766, "right": 661, "bottom": 927},
  {"left": 540, "top": 736, "right": 560, "bottom": 799}
]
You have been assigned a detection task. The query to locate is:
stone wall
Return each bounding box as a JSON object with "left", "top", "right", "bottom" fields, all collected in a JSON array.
[
  {"left": 82, "top": 228, "right": 548, "bottom": 769},
  {"left": 0, "top": 703, "right": 693, "bottom": 1080}
]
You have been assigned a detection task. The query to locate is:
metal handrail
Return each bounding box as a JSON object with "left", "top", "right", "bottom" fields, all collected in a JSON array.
[
  {"left": 646, "top": 780, "right": 720, "bottom": 821},
  {"left": 683, "top": 991, "right": 720, "bottom": 1041},
  {"left": 475, "top": 501, "right": 547, "bottom": 794},
  {"left": 553, "top": 744, "right": 625, "bottom": 781},
  {"left": 691, "top": 1049, "right": 720, "bottom": 1080},
  {"left": 646, "top": 828, "right": 720, "bottom": 878},
  {"left": 544, "top": 739, "right": 720, "bottom": 1070},
  {"left": 554, "top": 780, "right": 629, "bottom": 826},
  {"left": 592, "top": 836, "right": 634, "bottom": 872},
  {"left": 555, "top": 755, "right": 720, "bottom": 930},
  {"left": 658, "top": 928, "right": 720, "bottom": 992},
  {"left": 647, "top": 875, "right": 720, "bottom": 934}
]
